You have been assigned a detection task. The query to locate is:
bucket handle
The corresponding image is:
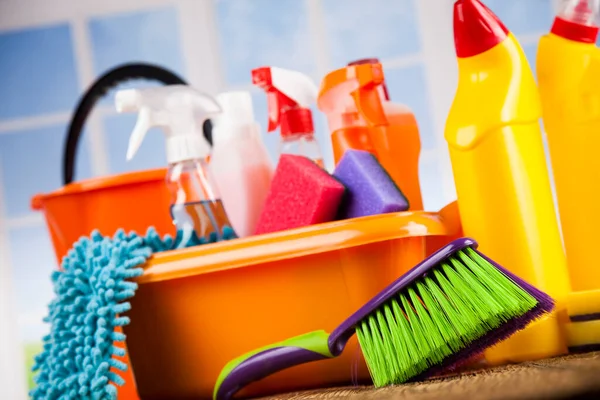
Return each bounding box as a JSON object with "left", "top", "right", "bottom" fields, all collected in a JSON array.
[{"left": 62, "top": 63, "right": 213, "bottom": 185}]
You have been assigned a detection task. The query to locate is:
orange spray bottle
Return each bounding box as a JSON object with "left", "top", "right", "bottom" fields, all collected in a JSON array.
[
  {"left": 537, "top": 0, "right": 600, "bottom": 291},
  {"left": 347, "top": 58, "right": 392, "bottom": 102},
  {"left": 252, "top": 66, "right": 325, "bottom": 167},
  {"left": 318, "top": 62, "right": 423, "bottom": 210},
  {"left": 446, "top": 0, "right": 571, "bottom": 362}
]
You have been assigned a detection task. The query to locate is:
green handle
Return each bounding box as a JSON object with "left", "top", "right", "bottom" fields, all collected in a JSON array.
[{"left": 213, "top": 330, "right": 333, "bottom": 400}]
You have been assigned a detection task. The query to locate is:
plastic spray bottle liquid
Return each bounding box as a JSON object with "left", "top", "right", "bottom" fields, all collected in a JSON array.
[
  {"left": 252, "top": 66, "right": 325, "bottom": 167},
  {"left": 447, "top": 0, "right": 571, "bottom": 362},
  {"left": 115, "top": 85, "right": 237, "bottom": 247},
  {"left": 538, "top": 0, "right": 600, "bottom": 291},
  {"left": 210, "top": 91, "right": 274, "bottom": 238},
  {"left": 318, "top": 61, "right": 423, "bottom": 210}
]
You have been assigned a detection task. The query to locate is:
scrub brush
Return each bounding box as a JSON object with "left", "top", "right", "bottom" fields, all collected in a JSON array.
[
  {"left": 29, "top": 225, "right": 236, "bottom": 399},
  {"left": 213, "top": 238, "right": 554, "bottom": 399}
]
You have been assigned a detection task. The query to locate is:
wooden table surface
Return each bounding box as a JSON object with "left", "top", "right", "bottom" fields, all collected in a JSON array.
[{"left": 260, "top": 352, "right": 600, "bottom": 400}]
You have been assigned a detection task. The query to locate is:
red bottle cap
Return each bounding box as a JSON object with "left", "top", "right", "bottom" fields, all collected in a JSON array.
[
  {"left": 280, "top": 108, "right": 314, "bottom": 138},
  {"left": 453, "top": 0, "right": 509, "bottom": 58},
  {"left": 551, "top": 17, "right": 599, "bottom": 42},
  {"left": 551, "top": 0, "right": 599, "bottom": 43}
]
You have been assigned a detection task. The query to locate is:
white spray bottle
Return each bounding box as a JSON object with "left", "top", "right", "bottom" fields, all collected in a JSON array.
[
  {"left": 115, "top": 85, "right": 237, "bottom": 246},
  {"left": 210, "top": 91, "right": 274, "bottom": 238}
]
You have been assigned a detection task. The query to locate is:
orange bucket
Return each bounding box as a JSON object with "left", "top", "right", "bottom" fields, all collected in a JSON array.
[
  {"left": 124, "top": 207, "right": 462, "bottom": 399},
  {"left": 32, "top": 168, "right": 177, "bottom": 400},
  {"left": 29, "top": 64, "right": 196, "bottom": 399},
  {"left": 32, "top": 168, "right": 176, "bottom": 264}
]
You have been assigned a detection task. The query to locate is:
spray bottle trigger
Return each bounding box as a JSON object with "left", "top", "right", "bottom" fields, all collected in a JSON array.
[
  {"left": 266, "top": 90, "right": 281, "bottom": 132},
  {"left": 352, "top": 88, "right": 388, "bottom": 126},
  {"left": 127, "top": 107, "right": 153, "bottom": 161}
]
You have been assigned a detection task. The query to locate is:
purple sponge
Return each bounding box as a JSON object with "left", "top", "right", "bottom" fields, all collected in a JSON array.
[{"left": 333, "top": 150, "right": 409, "bottom": 219}]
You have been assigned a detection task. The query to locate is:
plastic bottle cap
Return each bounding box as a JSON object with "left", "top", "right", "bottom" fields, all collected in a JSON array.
[
  {"left": 555, "top": 0, "right": 600, "bottom": 25},
  {"left": 552, "top": 0, "right": 600, "bottom": 42},
  {"left": 212, "top": 91, "right": 262, "bottom": 144},
  {"left": 215, "top": 91, "right": 255, "bottom": 126},
  {"left": 346, "top": 58, "right": 391, "bottom": 101},
  {"left": 453, "top": 0, "right": 509, "bottom": 58},
  {"left": 280, "top": 108, "right": 314, "bottom": 138},
  {"left": 318, "top": 63, "right": 388, "bottom": 133},
  {"left": 166, "top": 134, "right": 210, "bottom": 164},
  {"left": 347, "top": 58, "right": 381, "bottom": 66}
]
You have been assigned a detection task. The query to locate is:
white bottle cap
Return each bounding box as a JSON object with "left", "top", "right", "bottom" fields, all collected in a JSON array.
[
  {"left": 216, "top": 91, "right": 254, "bottom": 125},
  {"left": 212, "top": 91, "right": 261, "bottom": 144}
]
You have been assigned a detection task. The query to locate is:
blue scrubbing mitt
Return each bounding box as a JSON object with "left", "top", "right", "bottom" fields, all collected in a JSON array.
[
  {"left": 31, "top": 225, "right": 237, "bottom": 399},
  {"left": 30, "top": 228, "right": 171, "bottom": 399},
  {"left": 30, "top": 224, "right": 239, "bottom": 400}
]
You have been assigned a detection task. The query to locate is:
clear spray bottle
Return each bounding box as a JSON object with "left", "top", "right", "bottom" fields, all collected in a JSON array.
[{"left": 115, "top": 85, "right": 237, "bottom": 247}]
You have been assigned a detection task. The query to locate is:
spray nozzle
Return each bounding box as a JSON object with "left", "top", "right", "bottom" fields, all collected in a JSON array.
[
  {"left": 551, "top": 0, "right": 600, "bottom": 42},
  {"left": 347, "top": 58, "right": 391, "bottom": 100},
  {"left": 251, "top": 66, "right": 318, "bottom": 136},
  {"left": 115, "top": 85, "right": 221, "bottom": 164},
  {"left": 556, "top": 0, "right": 600, "bottom": 26},
  {"left": 317, "top": 62, "right": 388, "bottom": 131}
]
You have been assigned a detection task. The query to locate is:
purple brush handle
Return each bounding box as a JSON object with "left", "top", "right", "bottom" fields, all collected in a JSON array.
[
  {"left": 214, "top": 331, "right": 334, "bottom": 400},
  {"left": 215, "top": 238, "right": 481, "bottom": 399}
]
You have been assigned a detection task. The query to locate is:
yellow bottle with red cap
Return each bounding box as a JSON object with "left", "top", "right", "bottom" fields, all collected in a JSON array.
[
  {"left": 537, "top": 0, "right": 600, "bottom": 292},
  {"left": 318, "top": 62, "right": 423, "bottom": 210},
  {"left": 252, "top": 66, "right": 324, "bottom": 167},
  {"left": 446, "top": 0, "right": 571, "bottom": 362}
]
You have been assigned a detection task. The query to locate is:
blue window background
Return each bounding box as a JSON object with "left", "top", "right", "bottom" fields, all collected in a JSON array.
[
  {"left": 483, "top": 0, "right": 553, "bottom": 35},
  {"left": 88, "top": 6, "right": 187, "bottom": 174},
  {"left": 88, "top": 6, "right": 186, "bottom": 107},
  {"left": 0, "top": 6, "right": 187, "bottom": 356},
  {"left": 0, "top": 24, "right": 80, "bottom": 120},
  {"left": 322, "top": 0, "right": 421, "bottom": 68},
  {"left": 215, "top": 0, "right": 316, "bottom": 86},
  {"left": 0, "top": 0, "right": 558, "bottom": 387}
]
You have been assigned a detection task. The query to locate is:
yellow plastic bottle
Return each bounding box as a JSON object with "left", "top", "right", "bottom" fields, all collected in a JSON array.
[
  {"left": 537, "top": 0, "right": 600, "bottom": 292},
  {"left": 446, "top": 0, "right": 571, "bottom": 362}
]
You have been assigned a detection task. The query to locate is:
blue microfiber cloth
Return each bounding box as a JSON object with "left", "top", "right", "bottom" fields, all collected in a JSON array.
[
  {"left": 31, "top": 225, "right": 236, "bottom": 399},
  {"left": 333, "top": 150, "right": 409, "bottom": 219}
]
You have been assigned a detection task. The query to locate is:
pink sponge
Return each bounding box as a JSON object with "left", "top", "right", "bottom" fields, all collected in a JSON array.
[{"left": 254, "top": 155, "right": 346, "bottom": 235}]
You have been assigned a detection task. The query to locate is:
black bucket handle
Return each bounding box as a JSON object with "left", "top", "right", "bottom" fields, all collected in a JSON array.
[{"left": 63, "top": 63, "right": 213, "bottom": 185}]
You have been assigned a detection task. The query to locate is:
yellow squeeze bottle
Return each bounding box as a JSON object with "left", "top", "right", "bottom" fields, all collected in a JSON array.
[
  {"left": 538, "top": 0, "right": 600, "bottom": 292},
  {"left": 446, "top": 0, "right": 571, "bottom": 362}
]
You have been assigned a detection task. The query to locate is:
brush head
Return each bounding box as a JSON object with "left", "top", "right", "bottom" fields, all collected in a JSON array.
[
  {"left": 254, "top": 154, "right": 346, "bottom": 235},
  {"left": 333, "top": 150, "right": 409, "bottom": 219},
  {"left": 330, "top": 238, "right": 554, "bottom": 387}
]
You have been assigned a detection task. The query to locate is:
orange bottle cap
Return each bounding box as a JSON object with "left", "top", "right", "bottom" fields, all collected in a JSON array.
[{"left": 318, "top": 62, "right": 388, "bottom": 130}]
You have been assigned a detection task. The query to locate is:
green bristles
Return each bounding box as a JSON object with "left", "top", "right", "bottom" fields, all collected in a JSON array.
[{"left": 356, "top": 247, "right": 538, "bottom": 387}]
